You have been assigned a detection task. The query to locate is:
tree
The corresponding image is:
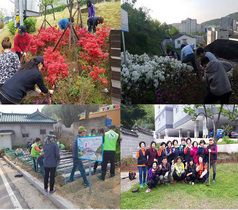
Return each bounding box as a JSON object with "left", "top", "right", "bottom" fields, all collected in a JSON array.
[
  {"left": 169, "top": 26, "right": 179, "bottom": 37},
  {"left": 41, "top": 105, "right": 62, "bottom": 119},
  {"left": 121, "top": 104, "right": 147, "bottom": 129},
  {"left": 0, "top": 11, "right": 4, "bottom": 22},
  {"left": 183, "top": 104, "right": 238, "bottom": 143},
  {"left": 40, "top": 0, "right": 61, "bottom": 20}
]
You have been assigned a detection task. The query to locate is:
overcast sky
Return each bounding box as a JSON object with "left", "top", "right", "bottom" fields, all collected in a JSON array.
[
  {"left": 133, "top": 0, "right": 238, "bottom": 24},
  {"left": 0, "top": 105, "right": 45, "bottom": 114}
]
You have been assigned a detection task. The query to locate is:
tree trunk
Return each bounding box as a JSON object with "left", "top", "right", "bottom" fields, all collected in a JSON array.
[{"left": 51, "top": 5, "right": 56, "bottom": 20}]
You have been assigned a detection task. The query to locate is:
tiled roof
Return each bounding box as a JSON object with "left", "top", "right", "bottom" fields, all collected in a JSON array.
[
  {"left": 121, "top": 127, "right": 138, "bottom": 137},
  {"left": 0, "top": 111, "right": 57, "bottom": 124}
]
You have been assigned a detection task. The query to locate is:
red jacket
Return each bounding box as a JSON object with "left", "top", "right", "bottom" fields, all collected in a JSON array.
[{"left": 14, "top": 33, "right": 31, "bottom": 53}]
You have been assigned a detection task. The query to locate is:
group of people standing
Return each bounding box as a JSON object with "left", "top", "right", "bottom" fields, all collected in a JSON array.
[
  {"left": 136, "top": 138, "right": 217, "bottom": 193},
  {"left": 167, "top": 45, "right": 233, "bottom": 104}
]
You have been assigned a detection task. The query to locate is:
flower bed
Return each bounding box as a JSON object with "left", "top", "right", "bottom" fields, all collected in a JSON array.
[{"left": 121, "top": 52, "right": 209, "bottom": 104}]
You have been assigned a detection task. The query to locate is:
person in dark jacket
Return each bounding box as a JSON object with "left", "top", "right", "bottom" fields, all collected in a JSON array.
[
  {"left": 146, "top": 161, "right": 159, "bottom": 193},
  {"left": 166, "top": 140, "right": 173, "bottom": 164},
  {"left": 172, "top": 139, "right": 180, "bottom": 161},
  {"left": 184, "top": 138, "right": 193, "bottom": 164},
  {"left": 158, "top": 157, "right": 172, "bottom": 185},
  {"left": 37, "top": 153, "right": 45, "bottom": 178},
  {"left": 158, "top": 142, "right": 166, "bottom": 164},
  {"left": 205, "top": 138, "right": 218, "bottom": 182},
  {"left": 93, "top": 128, "right": 104, "bottom": 174},
  {"left": 69, "top": 126, "right": 89, "bottom": 187},
  {"left": 179, "top": 138, "right": 186, "bottom": 163},
  {"left": 0, "top": 56, "right": 54, "bottom": 104},
  {"left": 136, "top": 141, "right": 147, "bottom": 188},
  {"left": 197, "top": 140, "right": 207, "bottom": 163},
  {"left": 43, "top": 131, "right": 60, "bottom": 194},
  {"left": 167, "top": 49, "right": 180, "bottom": 60},
  {"left": 185, "top": 158, "right": 196, "bottom": 185},
  {"left": 145, "top": 141, "right": 158, "bottom": 170},
  {"left": 87, "top": 16, "right": 104, "bottom": 33}
]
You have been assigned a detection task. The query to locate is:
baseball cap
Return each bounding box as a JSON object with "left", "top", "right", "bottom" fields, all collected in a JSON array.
[
  {"left": 78, "top": 126, "right": 87, "bottom": 132},
  {"left": 35, "top": 56, "right": 45, "bottom": 67},
  {"left": 18, "top": 26, "right": 26, "bottom": 34}
]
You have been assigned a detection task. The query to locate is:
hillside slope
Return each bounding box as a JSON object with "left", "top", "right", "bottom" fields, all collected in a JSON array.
[{"left": 0, "top": 1, "right": 120, "bottom": 51}]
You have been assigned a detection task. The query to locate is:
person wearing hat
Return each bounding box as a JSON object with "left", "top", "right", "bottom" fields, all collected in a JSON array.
[
  {"left": 87, "top": 16, "right": 104, "bottom": 33},
  {"left": 69, "top": 126, "right": 89, "bottom": 187},
  {"left": 14, "top": 25, "right": 31, "bottom": 60},
  {"left": 172, "top": 156, "right": 186, "bottom": 184},
  {"left": 146, "top": 161, "right": 160, "bottom": 193},
  {"left": 87, "top": 0, "right": 95, "bottom": 18},
  {"left": 43, "top": 130, "right": 60, "bottom": 194},
  {"left": 98, "top": 125, "right": 119, "bottom": 181},
  {"left": 0, "top": 56, "right": 54, "bottom": 104},
  {"left": 31, "top": 138, "right": 42, "bottom": 173}
]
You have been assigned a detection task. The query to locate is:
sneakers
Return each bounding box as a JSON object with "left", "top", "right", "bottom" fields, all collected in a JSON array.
[
  {"left": 213, "top": 179, "right": 215, "bottom": 183},
  {"left": 44, "top": 189, "right": 48, "bottom": 193},
  {"left": 49, "top": 189, "right": 55, "bottom": 194},
  {"left": 143, "top": 182, "right": 147, "bottom": 186},
  {"left": 189, "top": 181, "right": 192, "bottom": 185},
  {"left": 84, "top": 183, "right": 89, "bottom": 188},
  {"left": 191, "top": 182, "right": 194, "bottom": 185},
  {"left": 146, "top": 188, "right": 151, "bottom": 193},
  {"left": 140, "top": 184, "right": 143, "bottom": 188},
  {"left": 173, "top": 180, "right": 177, "bottom": 184},
  {"left": 181, "top": 180, "right": 185, "bottom": 184}
]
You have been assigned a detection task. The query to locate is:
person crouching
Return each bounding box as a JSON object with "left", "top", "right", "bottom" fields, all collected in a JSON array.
[{"left": 146, "top": 161, "right": 159, "bottom": 193}]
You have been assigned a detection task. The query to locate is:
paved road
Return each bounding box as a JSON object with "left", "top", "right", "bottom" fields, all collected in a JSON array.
[{"left": 0, "top": 158, "right": 57, "bottom": 209}]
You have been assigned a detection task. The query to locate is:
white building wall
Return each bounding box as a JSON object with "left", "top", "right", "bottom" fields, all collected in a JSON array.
[{"left": 174, "top": 35, "right": 196, "bottom": 49}]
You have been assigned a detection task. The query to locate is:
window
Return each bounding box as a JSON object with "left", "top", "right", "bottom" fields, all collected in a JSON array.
[
  {"left": 177, "top": 40, "right": 181, "bottom": 44},
  {"left": 40, "top": 129, "right": 46, "bottom": 134},
  {"left": 22, "top": 134, "right": 29, "bottom": 138},
  {"left": 182, "top": 39, "right": 187, "bottom": 44}
]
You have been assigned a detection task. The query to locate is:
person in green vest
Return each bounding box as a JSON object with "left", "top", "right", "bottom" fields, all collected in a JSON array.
[
  {"left": 88, "top": 129, "right": 96, "bottom": 137},
  {"left": 98, "top": 125, "right": 119, "bottom": 181},
  {"left": 31, "top": 137, "right": 42, "bottom": 172}
]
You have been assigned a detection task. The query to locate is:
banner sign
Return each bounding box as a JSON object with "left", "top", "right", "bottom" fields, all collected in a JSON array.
[
  {"left": 77, "top": 135, "right": 103, "bottom": 162},
  {"left": 121, "top": 8, "right": 129, "bottom": 32}
]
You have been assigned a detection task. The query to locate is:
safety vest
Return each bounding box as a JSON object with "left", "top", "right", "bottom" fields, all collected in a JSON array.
[
  {"left": 31, "top": 142, "right": 40, "bottom": 157},
  {"left": 103, "top": 130, "right": 119, "bottom": 151}
]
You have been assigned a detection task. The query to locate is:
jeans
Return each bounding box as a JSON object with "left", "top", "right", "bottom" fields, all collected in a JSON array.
[
  {"left": 44, "top": 167, "right": 56, "bottom": 191},
  {"left": 69, "top": 159, "right": 89, "bottom": 185},
  {"left": 138, "top": 166, "right": 147, "bottom": 184},
  {"left": 32, "top": 157, "right": 38, "bottom": 172},
  {"left": 37, "top": 158, "right": 45, "bottom": 178},
  {"left": 101, "top": 151, "right": 116, "bottom": 174}
]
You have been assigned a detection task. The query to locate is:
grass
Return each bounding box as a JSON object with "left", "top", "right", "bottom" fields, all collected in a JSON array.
[
  {"left": 0, "top": 1, "right": 120, "bottom": 51},
  {"left": 121, "top": 163, "right": 238, "bottom": 209}
]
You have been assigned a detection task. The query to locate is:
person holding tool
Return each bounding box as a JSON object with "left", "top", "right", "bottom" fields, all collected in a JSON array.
[
  {"left": 98, "top": 125, "right": 119, "bottom": 181},
  {"left": 69, "top": 126, "right": 89, "bottom": 188},
  {"left": 14, "top": 26, "right": 31, "bottom": 61}
]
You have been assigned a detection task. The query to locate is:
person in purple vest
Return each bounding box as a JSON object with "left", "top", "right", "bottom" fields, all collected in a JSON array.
[
  {"left": 205, "top": 138, "right": 218, "bottom": 182},
  {"left": 136, "top": 141, "right": 147, "bottom": 188},
  {"left": 145, "top": 141, "right": 158, "bottom": 170},
  {"left": 172, "top": 139, "right": 180, "bottom": 161},
  {"left": 146, "top": 161, "right": 160, "bottom": 193},
  {"left": 87, "top": 0, "right": 95, "bottom": 18}
]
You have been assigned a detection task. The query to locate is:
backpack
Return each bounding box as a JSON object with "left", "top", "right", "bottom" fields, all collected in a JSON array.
[{"left": 129, "top": 171, "right": 136, "bottom": 180}]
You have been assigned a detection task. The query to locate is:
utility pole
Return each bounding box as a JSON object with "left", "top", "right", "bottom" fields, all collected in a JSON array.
[{"left": 14, "top": 0, "right": 24, "bottom": 34}]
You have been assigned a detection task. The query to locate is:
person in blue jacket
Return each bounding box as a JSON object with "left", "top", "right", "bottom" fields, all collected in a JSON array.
[{"left": 58, "top": 17, "right": 74, "bottom": 30}]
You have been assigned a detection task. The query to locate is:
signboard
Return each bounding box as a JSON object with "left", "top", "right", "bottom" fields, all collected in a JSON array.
[
  {"left": 121, "top": 8, "right": 129, "bottom": 32},
  {"left": 77, "top": 135, "right": 103, "bottom": 162}
]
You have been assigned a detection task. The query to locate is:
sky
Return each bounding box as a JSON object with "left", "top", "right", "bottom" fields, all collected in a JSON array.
[
  {"left": 133, "top": 0, "right": 238, "bottom": 24},
  {"left": 0, "top": 0, "right": 14, "bottom": 16},
  {"left": 0, "top": 105, "right": 45, "bottom": 114}
]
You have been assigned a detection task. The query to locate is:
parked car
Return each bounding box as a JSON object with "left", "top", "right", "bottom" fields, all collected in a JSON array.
[
  {"left": 208, "top": 129, "right": 226, "bottom": 138},
  {"left": 229, "top": 131, "right": 238, "bottom": 138}
]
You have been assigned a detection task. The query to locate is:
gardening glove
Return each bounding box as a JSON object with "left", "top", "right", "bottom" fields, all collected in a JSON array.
[{"left": 48, "top": 90, "right": 54, "bottom": 95}]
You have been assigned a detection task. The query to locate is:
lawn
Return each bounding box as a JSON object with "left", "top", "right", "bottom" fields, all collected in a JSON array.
[
  {"left": 121, "top": 163, "right": 238, "bottom": 209},
  {"left": 0, "top": 1, "right": 121, "bottom": 51}
]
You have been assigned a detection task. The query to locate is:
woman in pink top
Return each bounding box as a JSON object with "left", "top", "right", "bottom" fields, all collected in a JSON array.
[{"left": 192, "top": 141, "right": 199, "bottom": 164}]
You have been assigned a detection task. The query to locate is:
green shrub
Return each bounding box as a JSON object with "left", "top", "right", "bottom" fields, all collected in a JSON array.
[
  {"left": 8, "top": 21, "right": 15, "bottom": 35},
  {"left": 0, "top": 21, "right": 4, "bottom": 29},
  {"left": 222, "top": 136, "right": 238, "bottom": 144},
  {"left": 24, "top": 17, "right": 37, "bottom": 33}
]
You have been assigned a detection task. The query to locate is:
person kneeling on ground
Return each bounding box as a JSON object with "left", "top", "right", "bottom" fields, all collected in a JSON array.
[
  {"left": 201, "top": 56, "right": 232, "bottom": 104},
  {"left": 195, "top": 156, "right": 207, "bottom": 184},
  {"left": 172, "top": 156, "right": 186, "bottom": 184},
  {"left": 158, "top": 157, "right": 172, "bottom": 185},
  {"left": 146, "top": 161, "right": 160, "bottom": 193},
  {"left": 185, "top": 158, "right": 196, "bottom": 185},
  {"left": 15, "top": 146, "right": 25, "bottom": 157},
  {"left": 87, "top": 16, "right": 104, "bottom": 33}
]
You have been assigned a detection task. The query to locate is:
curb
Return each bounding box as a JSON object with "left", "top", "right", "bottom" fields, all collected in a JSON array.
[{"left": 3, "top": 156, "right": 76, "bottom": 209}]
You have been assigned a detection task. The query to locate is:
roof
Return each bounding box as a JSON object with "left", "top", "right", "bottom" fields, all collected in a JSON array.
[
  {"left": 121, "top": 127, "right": 138, "bottom": 137},
  {"left": 172, "top": 33, "right": 195, "bottom": 40},
  {"left": 0, "top": 111, "right": 57, "bottom": 124},
  {"left": 134, "top": 126, "right": 153, "bottom": 136},
  {"left": 0, "top": 130, "right": 14, "bottom": 134}
]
